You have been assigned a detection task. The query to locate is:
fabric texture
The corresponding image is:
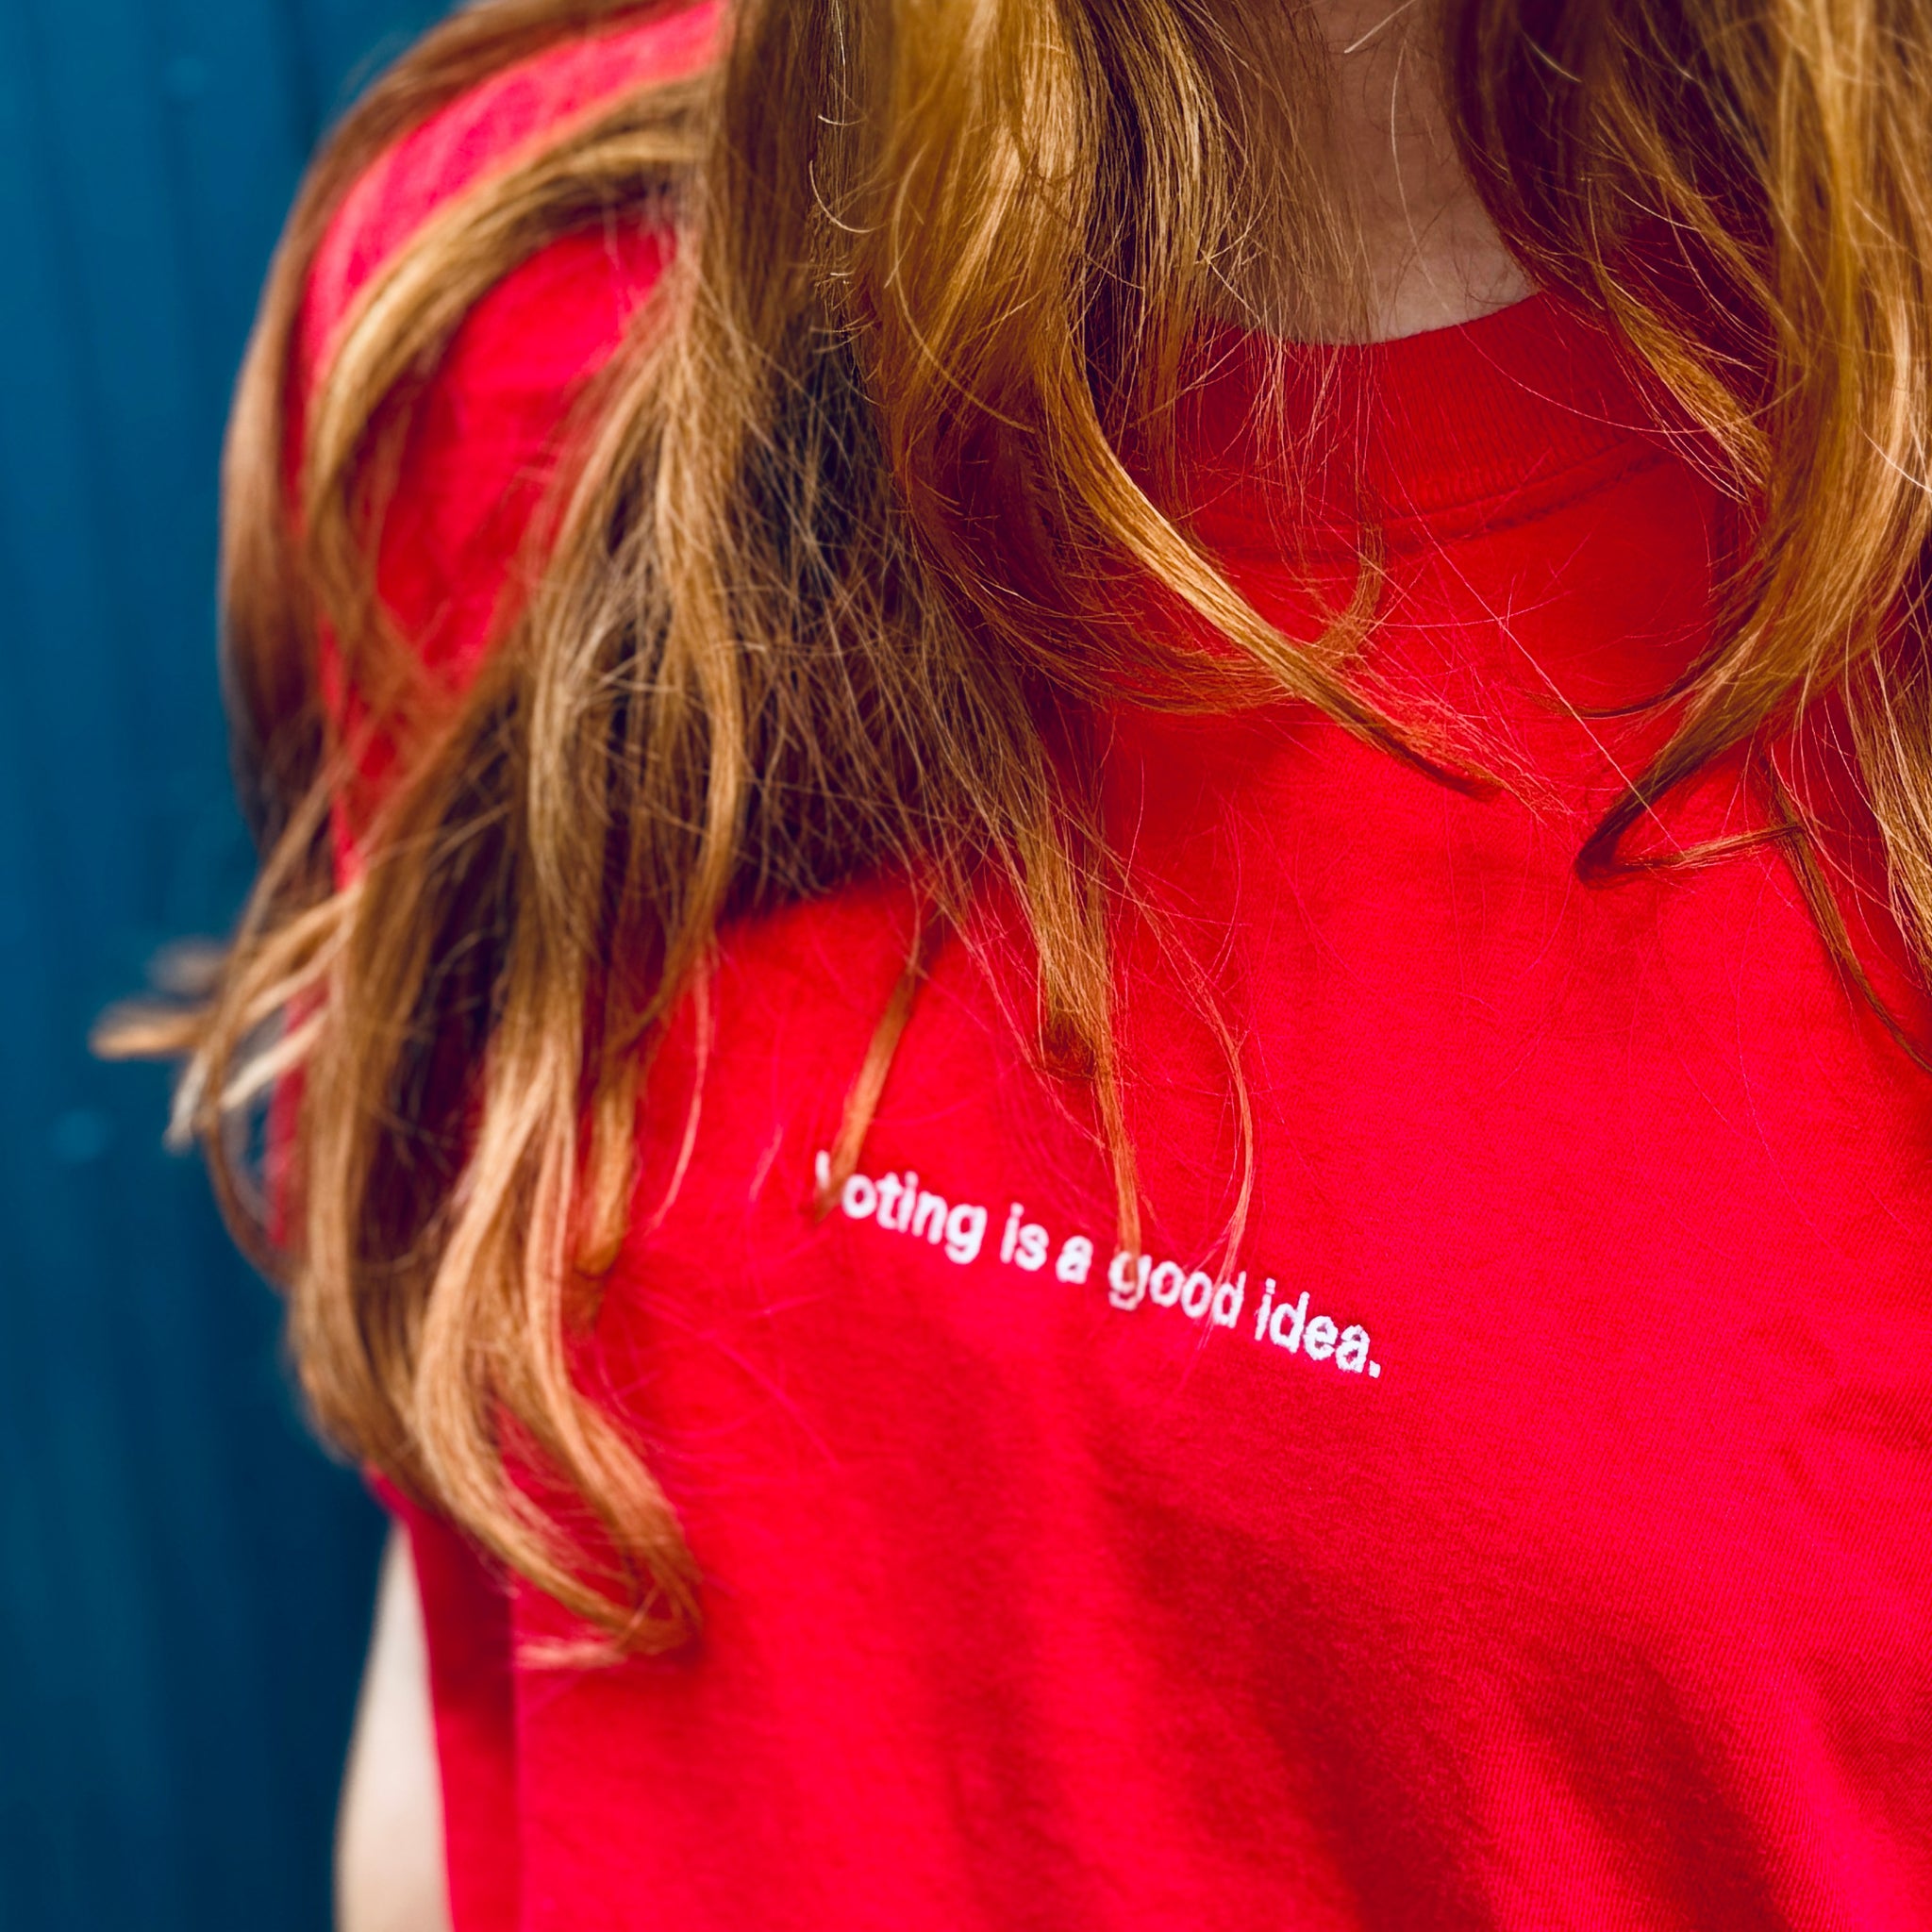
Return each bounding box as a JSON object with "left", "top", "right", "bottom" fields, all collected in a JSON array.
[{"left": 304, "top": 13, "right": 1932, "bottom": 1928}]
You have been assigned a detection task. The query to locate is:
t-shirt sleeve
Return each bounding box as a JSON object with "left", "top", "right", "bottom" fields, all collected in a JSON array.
[{"left": 283, "top": 18, "right": 711, "bottom": 1925}]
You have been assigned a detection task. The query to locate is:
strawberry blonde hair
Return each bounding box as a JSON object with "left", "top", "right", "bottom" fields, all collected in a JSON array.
[{"left": 109, "top": 0, "right": 1932, "bottom": 1647}]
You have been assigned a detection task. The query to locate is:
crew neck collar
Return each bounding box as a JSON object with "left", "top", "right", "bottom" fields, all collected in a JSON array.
[{"left": 1175, "top": 290, "right": 1698, "bottom": 558}]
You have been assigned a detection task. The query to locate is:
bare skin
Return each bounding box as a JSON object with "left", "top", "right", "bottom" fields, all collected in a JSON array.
[
  {"left": 337, "top": 1531, "right": 450, "bottom": 1932},
  {"left": 1293, "top": 0, "right": 1530, "bottom": 339},
  {"left": 331, "top": 10, "right": 1527, "bottom": 1930}
]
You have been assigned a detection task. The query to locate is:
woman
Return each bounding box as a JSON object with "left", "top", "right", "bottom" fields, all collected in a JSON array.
[{"left": 143, "top": 0, "right": 1932, "bottom": 1922}]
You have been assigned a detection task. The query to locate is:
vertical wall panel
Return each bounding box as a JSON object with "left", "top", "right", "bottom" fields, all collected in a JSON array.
[{"left": 0, "top": 3, "right": 445, "bottom": 1925}]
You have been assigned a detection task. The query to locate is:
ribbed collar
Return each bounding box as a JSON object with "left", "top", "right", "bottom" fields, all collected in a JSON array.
[{"left": 1174, "top": 291, "right": 1697, "bottom": 560}]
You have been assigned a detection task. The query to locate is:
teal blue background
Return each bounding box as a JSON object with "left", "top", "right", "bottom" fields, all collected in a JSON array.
[{"left": 0, "top": 3, "right": 444, "bottom": 1924}]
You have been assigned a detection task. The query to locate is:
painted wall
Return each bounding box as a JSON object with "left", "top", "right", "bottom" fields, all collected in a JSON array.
[{"left": 0, "top": 4, "right": 443, "bottom": 1924}]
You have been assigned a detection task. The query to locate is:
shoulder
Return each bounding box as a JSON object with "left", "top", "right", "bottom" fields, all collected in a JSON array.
[
  {"left": 297, "top": 5, "right": 718, "bottom": 715},
  {"left": 299, "top": 2, "right": 721, "bottom": 373}
]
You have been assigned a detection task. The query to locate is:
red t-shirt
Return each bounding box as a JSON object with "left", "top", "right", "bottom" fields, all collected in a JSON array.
[{"left": 302, "top": 15, "right": 1932, "bottom": 1928}]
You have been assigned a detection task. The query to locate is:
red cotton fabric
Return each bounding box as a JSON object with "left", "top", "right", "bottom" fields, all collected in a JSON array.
[{"left": 300, "top": 13, "right": 1932, "bottom": 1929}]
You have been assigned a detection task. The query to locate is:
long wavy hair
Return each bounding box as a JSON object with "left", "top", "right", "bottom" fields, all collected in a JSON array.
[{"left": 108, "top": 0, "right": 1932, "bottom": 1648}]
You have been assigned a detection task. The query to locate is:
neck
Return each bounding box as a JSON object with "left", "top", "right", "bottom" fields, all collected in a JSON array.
[{"left": 1240, "top": 0, "right": 1531, "bottom": 342}]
